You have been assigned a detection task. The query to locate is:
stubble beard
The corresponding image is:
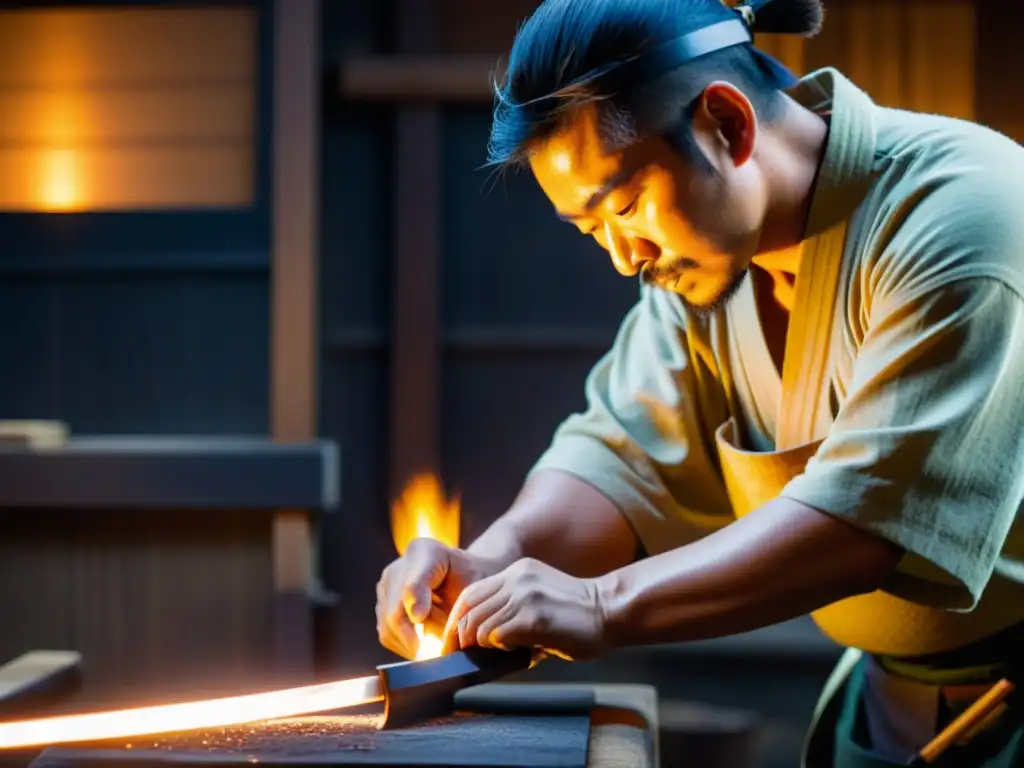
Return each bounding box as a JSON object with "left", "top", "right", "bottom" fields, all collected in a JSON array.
[{"left": 641, "top": 259, "right": 748, "bottom": 317}]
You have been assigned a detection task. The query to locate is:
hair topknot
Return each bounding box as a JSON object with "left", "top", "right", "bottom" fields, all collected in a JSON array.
[{"left": 746, "top": 0, "right": 824, "bottom": 37}]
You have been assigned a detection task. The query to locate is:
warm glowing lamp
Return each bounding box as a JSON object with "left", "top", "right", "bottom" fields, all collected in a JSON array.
[{"left": 37, "top": 148, "right": 83, "bottom": 212}]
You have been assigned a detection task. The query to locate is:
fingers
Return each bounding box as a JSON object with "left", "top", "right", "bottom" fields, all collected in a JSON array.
[
  {"left": 442, "top": 575, "right": 513, "bottom": 654},
  {"left": 377, "top": 570, "right": 418, "bottom": 659},
  {"left": 376, "top": 541, "right": 453, "bottom": 660},
  {"left": 442, "top": 575, "right": 502, "bottom": 653},
  {"left": 455, "top": 591, "right": 511, "bottom": 650},
  {"left": 473, "top": 599, "right": 519, "bottom": 650},
  {"left": 402, "top": 540, "right": 448, "bottom": 623}
]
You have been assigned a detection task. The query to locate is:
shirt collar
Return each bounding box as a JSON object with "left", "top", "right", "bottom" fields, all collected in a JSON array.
[{"left": 788, "top": 67, "right": 878, "bottom": 239}]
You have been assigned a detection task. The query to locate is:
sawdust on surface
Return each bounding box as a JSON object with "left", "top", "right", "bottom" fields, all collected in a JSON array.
[{"left": 107, "top": 713, "right": 480, "bottom": 756}]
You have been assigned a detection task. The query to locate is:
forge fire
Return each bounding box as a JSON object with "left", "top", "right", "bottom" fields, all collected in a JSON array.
[{"left": 390, "top": 473, "right": 462, "bottom": 660}]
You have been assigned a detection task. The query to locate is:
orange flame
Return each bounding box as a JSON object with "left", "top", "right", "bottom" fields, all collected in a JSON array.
[{"left": 390, "top": 473, "right": 461, "bottom": 659}]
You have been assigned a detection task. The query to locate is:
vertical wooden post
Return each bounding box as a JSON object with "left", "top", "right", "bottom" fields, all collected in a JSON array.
[
  {"left": 270, "top": 0, "right": 321, "bottom": 680},
  {"left": 389, "top": 0, "right": 442, "bottom": 498}
]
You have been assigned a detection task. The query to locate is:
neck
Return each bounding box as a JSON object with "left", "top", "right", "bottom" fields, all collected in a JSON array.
[{"left": 751, "top": 97, "right": 829, "bottom": 277}]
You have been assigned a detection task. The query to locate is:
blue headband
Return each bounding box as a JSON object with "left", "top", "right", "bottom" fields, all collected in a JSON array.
[
  {"left": 493, "top": 3, "right": 800, "bottom": 128},
  {"left": 504, "top": 3, "right": 800, "bottom": 112},
  {"left": 575, "top": 15, "right": 799, "bottom": 95}
]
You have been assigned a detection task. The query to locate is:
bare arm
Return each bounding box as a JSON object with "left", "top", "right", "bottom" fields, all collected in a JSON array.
[
  {"left": 467, "top": 469, "right": 640, "bottom": 579},
  {"left": 597, "top": 496, "right": 903, "bottom": 647},
  {"left": 467, "top": 288, "right": 728, "bottom": 582}
]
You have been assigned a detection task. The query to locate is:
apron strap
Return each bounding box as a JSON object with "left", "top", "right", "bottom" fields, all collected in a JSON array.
[{"left": 803, "top": 648, "right": 864, "bottom": 768}]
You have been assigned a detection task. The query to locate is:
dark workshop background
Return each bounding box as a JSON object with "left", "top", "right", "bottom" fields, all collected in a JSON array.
[{"left": 0, "top": 0, "right": 1018, "bottom": 766}]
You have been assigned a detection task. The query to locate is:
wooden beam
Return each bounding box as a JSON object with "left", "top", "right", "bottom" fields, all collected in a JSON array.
[
  {"left": 389, "top": 0, "right": 443, "bottom": 498},
  {"left": 270, "top": 0, "right": 321, "bottom": 680},
  {"left": 339, "top": 55, "right": 499, "bottom": 103}
]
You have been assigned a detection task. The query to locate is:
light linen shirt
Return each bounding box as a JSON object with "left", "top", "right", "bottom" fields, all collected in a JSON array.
[{"left": 529, "top": 68, "right": 1024, "bottom": 633}]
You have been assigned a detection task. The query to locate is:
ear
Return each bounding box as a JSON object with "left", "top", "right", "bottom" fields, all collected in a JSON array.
[{"left": 694, "top": 81, "right": 758, "bottom": 167}]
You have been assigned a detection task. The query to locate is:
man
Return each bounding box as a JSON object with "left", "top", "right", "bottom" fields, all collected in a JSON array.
[{"left": 375, "top": 0, "right": 1024, "bottom": 764}]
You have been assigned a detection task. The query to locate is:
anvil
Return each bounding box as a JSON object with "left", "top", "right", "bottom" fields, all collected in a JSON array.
[{"left": 0, "top": 647, "right": 534, "bottom": 751}]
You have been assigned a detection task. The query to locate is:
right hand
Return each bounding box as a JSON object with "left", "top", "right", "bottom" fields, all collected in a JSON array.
[{"left": 375, "top": 538, "right": 499, "bottom": 659}]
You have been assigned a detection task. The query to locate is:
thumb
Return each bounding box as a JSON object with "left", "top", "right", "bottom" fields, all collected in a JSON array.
[{"left": 402, "top": 542, "right": 449, "bottom": 623}]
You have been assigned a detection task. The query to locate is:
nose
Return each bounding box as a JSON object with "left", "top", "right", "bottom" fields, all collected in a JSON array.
[{"left": 602, "top": 222, "right": 659, "bottom": 277}]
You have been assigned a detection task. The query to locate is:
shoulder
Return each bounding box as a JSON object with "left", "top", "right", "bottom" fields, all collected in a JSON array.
[{"left": 853, "top": 109, "right": 1024, "bottom": 303}]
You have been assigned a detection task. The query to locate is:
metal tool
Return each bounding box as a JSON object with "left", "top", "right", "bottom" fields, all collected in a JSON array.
[
  {"left": 379, "top": 646, "right": 532, "bottom": 728},
  {"left": 0, "top": 647, "right": 533, "bottom": 750}
]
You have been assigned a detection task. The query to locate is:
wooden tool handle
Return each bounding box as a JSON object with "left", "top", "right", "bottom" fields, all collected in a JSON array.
[{"left": 917, "top": 678, "right": 1015, "bottom": 764}]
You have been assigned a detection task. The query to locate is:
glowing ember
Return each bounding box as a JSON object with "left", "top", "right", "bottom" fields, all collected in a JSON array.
[
  {"left": 0, "top": 676, "right": 382, "bottom": 750},
  {"left": 391, "top": 473, "right": 461, "bottom": 660}
]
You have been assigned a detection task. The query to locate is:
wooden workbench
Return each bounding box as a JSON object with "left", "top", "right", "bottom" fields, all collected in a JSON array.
[
  {"left": 28, "top": 683, "right": 658, "bottom": 768},
  {"left": 464, "top": 682, "right": 659, "bottom": 768}
]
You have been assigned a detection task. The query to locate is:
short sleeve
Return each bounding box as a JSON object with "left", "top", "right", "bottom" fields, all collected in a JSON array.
[
  {"left": 529, "top": 287, "right": 733, "bottom": 556},
  {"left": 782, "top": 277, "right": 1024, "bottom": 610}
]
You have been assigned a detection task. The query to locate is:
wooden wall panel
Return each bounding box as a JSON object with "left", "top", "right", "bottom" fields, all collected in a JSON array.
[
  {"left": 903, "top": 3, "right": 975, "bottom": 119},
  {"left": 0, "top": 509, "right": 275, "bottom": 707},
  {"left": 437, "top": 0, "right": 536, "bottom": 55},
  {"left": 0, "top": 7, "right": 255, "bottom": 85},
  {"left": 756, "top": 34, "right": 806, "bottom": 76},
  {"left": 0, "top": 5, "right": 256, "bottom": 211},
  {"left": 0, "top": 273, "right": 270, "bottom": 436},
  {"left": 806, "top": 1, "right": 975, "bottom": 119}
]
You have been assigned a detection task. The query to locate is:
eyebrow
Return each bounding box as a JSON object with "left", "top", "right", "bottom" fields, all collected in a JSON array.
[{"left": 556, "top": 166, "right": 635, "bottom": 222}]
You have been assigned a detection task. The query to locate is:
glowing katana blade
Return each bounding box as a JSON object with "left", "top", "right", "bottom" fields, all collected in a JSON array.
[{"left": 0, "top": 674, "right": 383, "bottom": 750}]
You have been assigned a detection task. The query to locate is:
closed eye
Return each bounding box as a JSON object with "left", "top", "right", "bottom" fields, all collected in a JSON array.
[
  {"left": 616, "top": 198, "right": 638, "bottom": 218},
  {"left": 575, "top": 195, "right": 638, "bottom": 235}
]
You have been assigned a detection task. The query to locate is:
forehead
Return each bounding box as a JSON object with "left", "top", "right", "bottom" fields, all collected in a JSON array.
[{"left": 528, "top": 104, "right": 628, "bottom": 211}]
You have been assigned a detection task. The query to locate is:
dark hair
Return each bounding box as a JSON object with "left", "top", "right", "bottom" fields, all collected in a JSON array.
[{"left": 487, "top": 0, "right": 824, "bottom": 170}]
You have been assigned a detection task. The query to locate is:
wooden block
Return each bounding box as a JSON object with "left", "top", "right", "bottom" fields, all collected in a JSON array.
[
  {"left": 0, "top": 423, "right": 69, "bottom": 451},
  {"left": 0, "top": 651, "right": 82, "bottom": 716}
]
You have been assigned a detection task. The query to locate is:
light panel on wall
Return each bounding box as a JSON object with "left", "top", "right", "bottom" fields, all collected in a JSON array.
[{"left": 0, "top": 5, "right": 256, "bottom": 212}]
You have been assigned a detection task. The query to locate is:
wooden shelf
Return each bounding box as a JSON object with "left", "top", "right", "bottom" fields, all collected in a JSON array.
[{"left": 0, "top": 436, "right": 339, "bottom": 511}]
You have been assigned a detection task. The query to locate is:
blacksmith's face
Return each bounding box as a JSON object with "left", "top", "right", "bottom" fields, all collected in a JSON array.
[{"left": 528, "top": 83, "right": 769, "bottom": 313}]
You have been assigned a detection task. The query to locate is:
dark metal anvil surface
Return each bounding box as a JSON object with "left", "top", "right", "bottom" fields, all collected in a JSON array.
[
  {"left": 28, "top": 711, "right": 594, "bottom": 768},
  {"left": 25, "top": 682, "right": 602, "bottom": 768},
  {"left": 1, "top": 651, "right": 659, "bottom": 767}
]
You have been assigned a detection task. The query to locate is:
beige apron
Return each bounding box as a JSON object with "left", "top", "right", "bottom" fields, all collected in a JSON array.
[
  {"left": 716, "top": 201, "right": 1022, "bottom": 657},
  {"left": 713, "top": 417, "right": 1020, "bottom": 657}
]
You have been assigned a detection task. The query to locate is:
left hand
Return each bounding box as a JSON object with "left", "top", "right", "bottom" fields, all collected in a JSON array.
[{"left": 441, "top": 558, "right": 609, "bottom": 661}]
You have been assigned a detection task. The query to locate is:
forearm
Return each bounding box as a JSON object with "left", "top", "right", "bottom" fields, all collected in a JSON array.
[
  {"left": 597, "top": 495, "right": 904, "bottom": 647},
  {"left": 468, "top": 469, "right": 640, "bottom": 578}
]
